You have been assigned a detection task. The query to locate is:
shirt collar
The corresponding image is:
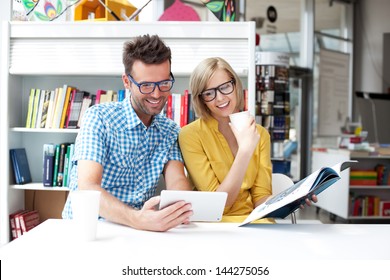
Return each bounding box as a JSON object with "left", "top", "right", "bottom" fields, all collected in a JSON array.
[{"left": 124, "top": 95, "right": 162, "bottom": 131}]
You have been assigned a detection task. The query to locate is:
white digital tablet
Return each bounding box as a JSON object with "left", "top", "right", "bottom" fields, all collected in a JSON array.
[{"left": 159, "top": 190, "right": 228, "bottom": 222}]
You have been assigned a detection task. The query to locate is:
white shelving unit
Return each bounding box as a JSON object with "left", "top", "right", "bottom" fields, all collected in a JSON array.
[
  {"left": 0, "top": 21, "right": 256, "bottom": 245},
  {"left": 312, "top": 149, "right": 390, "bottom": 221}
]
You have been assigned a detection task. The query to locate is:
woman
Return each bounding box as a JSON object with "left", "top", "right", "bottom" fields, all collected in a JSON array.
[
  {"left": 179, "top": 57, "right": 273, "bottom": 223},
  {"left": 179, "top": 57, "right": 317, "bottom": 223}
]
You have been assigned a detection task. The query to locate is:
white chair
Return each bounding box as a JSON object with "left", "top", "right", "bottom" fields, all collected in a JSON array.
[{"left": 272, "top": 173, "right": 297, "bottom": 224}]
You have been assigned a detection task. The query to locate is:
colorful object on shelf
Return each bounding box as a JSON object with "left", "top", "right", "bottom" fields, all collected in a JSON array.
[
  {"left": 159, "top": 0, "right": 200, "bottom": 21},
  {"left": 201, "top": 0, "right": 235, "bottom": 21},
  {"left": 74, "top": 0, "right": 137, "bottom": 21}
]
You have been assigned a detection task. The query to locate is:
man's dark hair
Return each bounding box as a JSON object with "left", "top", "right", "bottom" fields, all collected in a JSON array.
[{"left": 123, "top": 34, "right": 172, "bottom": 75}]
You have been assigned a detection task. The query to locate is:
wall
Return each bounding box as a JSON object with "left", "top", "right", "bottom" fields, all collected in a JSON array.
[{"left": 354, "top": 0, "right": 390, "bottom": 93}]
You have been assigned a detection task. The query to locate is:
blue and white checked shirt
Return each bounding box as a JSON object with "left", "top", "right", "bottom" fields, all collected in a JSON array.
[{"left": 62, "top": 96, "right": 182, "bottom": 219}]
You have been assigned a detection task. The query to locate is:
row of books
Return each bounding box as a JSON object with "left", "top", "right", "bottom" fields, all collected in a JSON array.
[
  {"left": 25, "top": 85, "right": 126, "bottom": 129},
  {"left": 349, "top": 195, "right": 390, "bottom": 217},
  {"left": 9, "top": 209, "right": 40, "bottom": 240},
  {"left": 163, "top": 90, "right": 196, "bottom": 127},
  {"left": 350, "top": 170, "right": 378, "bottom": 186},
  {"left": 43, "top": 143, "right": 75, "bottom": 187}
]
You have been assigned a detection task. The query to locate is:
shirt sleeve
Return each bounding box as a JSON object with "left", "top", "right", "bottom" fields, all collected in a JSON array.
[{"left": 73, "top": 106, "right": 107, "bottom": 165}]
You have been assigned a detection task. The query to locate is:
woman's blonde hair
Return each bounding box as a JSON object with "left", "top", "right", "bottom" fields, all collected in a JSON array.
[{"left": 190, "top": 57, "right": 244, "bottom": 119}]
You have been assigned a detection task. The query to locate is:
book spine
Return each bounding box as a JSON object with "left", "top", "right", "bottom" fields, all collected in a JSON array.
[
  {"left": 52, "top": 144, "right": 60, "bottom": 187},
  {"left": 183, "top": 90, "right": 189, "bottom": 126},
  {"left": 56, "top": 143, "right": 69, "bottom": 186},
  {"left": 35, "top": 89, "right": 45, "bottom": 128},
  {"left": 40, "top": 90, "right": 51, "bottom": 128},
  {"left": 77, "top": 97, "right": 92, "bottom": 128},
  {"left": 63, "top": 145, "right": 71, "bottom": 187},
  {"left": 60, "top": 86, "right": 74, "bottom": 128},
  {"left": 31, "top": 89, "right": 41, "bottom": 129},
  {"left": 25, "top": 88, "right": 36, "bottom": 128},
  {"left": 45, "top": 89, "right": 57, "bottom": 128},
  {"left": 43, "top": 144, "right": 55, "bottom": 186},
  {"left": 66, "top": 90, "right": 85, "bottom": 128}
]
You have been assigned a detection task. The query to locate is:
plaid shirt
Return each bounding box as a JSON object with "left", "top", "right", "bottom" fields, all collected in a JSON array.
[{"left": 62, "top": 96, "right": 182, "bottom": 219}]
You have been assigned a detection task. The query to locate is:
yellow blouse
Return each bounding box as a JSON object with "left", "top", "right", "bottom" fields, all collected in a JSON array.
[{"left": 179, "top": 117, "right": 273, "bottom": 223}]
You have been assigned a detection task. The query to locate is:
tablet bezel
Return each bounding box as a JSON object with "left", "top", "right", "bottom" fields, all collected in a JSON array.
[{"left": 159, "top": 190, "right": 227, "bottom": 222}]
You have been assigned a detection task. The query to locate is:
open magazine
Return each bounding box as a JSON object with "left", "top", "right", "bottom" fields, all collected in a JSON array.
[{"left": 240, "top": 160, "right": 357, "bottom": 226}]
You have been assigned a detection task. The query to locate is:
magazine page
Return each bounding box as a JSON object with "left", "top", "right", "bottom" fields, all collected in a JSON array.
[
  {"left": 240, "top": 168, "right": 325, "bottom": 226},
  {"left": 239, "top": 160, "right": 358, "bottom": 226}
]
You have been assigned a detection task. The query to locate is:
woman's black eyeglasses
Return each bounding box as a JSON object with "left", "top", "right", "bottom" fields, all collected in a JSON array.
[
  {"left": 127, "top": 72, "right": 175, "bottom": 94},
  {"left": 200, "top": 80, "right": 235, "bottom": 102}
]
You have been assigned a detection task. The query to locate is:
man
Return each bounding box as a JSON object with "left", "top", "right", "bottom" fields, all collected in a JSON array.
[{"left": 62, "top": 34, "right": 192, "bottom": 231}]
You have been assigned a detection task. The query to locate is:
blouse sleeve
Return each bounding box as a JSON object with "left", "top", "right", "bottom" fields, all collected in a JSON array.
[{"left": 250, "top": 126, "right": 272, "bottom": 204}]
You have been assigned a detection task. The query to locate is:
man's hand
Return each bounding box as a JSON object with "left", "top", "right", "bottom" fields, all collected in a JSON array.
[{"left": 132, "top": 196, "right": 193, "bottom": 232}]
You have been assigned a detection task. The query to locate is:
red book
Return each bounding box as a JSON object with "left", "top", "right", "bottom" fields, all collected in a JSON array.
[
  {"left": 183, "top": 90, "right": 189, "bottom": 126},
  {"left": 167, "top": 95, "right": 173, "bottom": 120},
  {"left": 9, "top": 209, "right": 26, "bottom": 240},
  {"left": 19, "top": 210, "right": 40, "bottom": 233},
  {"left": 14, "top": 210, "right": 30, "bottom": 238},
  {"left": 180, "top": 94, "right": 185, "bottom": 127},
  {"left": 95, "top": 89, "right": 106, "bottom": 105},
  {"left": 380, "top": 201, "right": 390, "bottom": 216}
]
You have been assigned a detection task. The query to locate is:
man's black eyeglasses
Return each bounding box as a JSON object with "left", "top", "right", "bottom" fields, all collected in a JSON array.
[
  {"left": 200, "top": 80, "right": 235, "bottom": 102},
  {"left": 127, "top": 72, "right": 175, "bottom": 94}
]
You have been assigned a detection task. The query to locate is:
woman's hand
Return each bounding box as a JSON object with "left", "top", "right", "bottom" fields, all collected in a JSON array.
[{"left": 230, "top": 115, "right": 260, "bottom": 156}]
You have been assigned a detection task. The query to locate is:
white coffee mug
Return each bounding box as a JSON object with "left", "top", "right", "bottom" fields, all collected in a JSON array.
[{"left": 229, "top": 111, "right": 250, "bottom": 131}]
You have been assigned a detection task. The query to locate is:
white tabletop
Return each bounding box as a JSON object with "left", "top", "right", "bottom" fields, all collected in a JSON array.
[{"left": 1, "top": 219, "right": 389, "bottom": 279}]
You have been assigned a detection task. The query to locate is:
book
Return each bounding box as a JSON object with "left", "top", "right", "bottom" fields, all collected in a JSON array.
[
  {"left": 30, "top": 88, "right": 41, "bottom": 128},
  {"left": 380, "top": 201, "right": 390, "bottom": 216},
  {"left": 95, "top": 89, "right": 106, "bottom": 104},
  {"left": 77, "top": 96, "right": 92, "bottom": 128},
  {"left": 38, "top": 90, "right": 51, "bottom": 128},
  {"left": 63, "top": 144, "right": 71, "bottom": 187},
  {"left": 19, "top": 210, "right": 40, "bottom": 234},
  {"left": 56, "top": 143, "right": 70, "bottom": 186},
  {"left": 66, "top": 90, "right": 88, "bottom": 128},
  {"left": 14, "top": 210, "right": 30, "bottom": 238},
  {"left": 59, "top": 85, "right": 74, "bottom": 128},
  {"left": 10, "top": 148, "right": 32, "bottom": 185},
  {"left": 25, "top": 88, "right": 36, "bottom": 128},
  {"left": 51, "top": 86, "right": 65, "bottom": 129},
  {"left": 35, "top": 89, "right": 46, "bottom": 128},
  {"left": 43, "top": 143, "right": 55, "bottom": 186},
  {"left": 118, "top": 89, "right": 126, "bottom": 101},
  {"left": 52, "top": 144, "right": 60, "bottom": 187},
  {"left": 45, "top": 88, "right": 58, "bottom": 128},
  {"left": 100, "top": 90, "right": 115, "bottom": 103},
  {"left": 9, "top": 209, "right": 26, "bottom": 240},
  {"left": 239, "top": 160, "right": 357, "bottom": 226}
]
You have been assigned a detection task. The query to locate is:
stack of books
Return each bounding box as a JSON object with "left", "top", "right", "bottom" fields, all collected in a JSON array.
[
  {"left": 9, "top": 209, "right": 40, "bottom": 240},
  {"left": 349, "top": 170, "right": 377, "bottom": 186}
]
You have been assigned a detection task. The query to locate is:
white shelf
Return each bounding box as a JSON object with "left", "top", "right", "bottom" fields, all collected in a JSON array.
[
  {"left": 11, "top": 128, "right": 80, "bottom": 133},
  {"left": 350, "top": 185, "right": 390, "bottom": 190},
  {"left": 12, "top": 183, "right": 69, "bottom": 192},
  {"left": 347, "top": 216, "right": 390, "bottom": 220}
]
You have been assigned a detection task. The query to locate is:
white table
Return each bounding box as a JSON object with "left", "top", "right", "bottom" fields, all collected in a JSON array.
[{"left": 1, "top": 219, "right": 389, "bottom": 279}]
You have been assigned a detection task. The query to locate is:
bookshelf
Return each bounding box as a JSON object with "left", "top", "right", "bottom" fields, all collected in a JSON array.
[
  {"left": 312, "top": 149, "right": 390, "bottom": 221},
  {"left": 0, "top": 21, "right": 256, "bottom": 245},
  {"left": 254, "top": 52, "right": 291, "bottom": 175}
]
